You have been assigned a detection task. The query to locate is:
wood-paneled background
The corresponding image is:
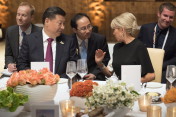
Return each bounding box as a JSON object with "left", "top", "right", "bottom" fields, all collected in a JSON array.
[{"left": 6, "top": 0, "right": 176, "bottom": 42}]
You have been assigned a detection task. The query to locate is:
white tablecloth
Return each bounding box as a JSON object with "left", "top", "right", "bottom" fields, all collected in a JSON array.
[{"left": 0, "top": 77, "right": 175, "bottom": 117}]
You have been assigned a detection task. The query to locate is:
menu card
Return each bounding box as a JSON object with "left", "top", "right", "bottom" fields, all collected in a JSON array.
[{"left": 121, "top": 65, "right": 141, "bottom": 91}]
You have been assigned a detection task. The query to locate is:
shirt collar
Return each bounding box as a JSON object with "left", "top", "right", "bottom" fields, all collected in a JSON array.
[
  {"left": 42, "top": 29, "right": 56, "bottom": 42},
  {"left": 157, "top": 24, "right": 169, "bottom": 33},
  {"left": 19, "top": 24, "right": 32, "bottom": 35},
  {"left": 76, "top": 35, "right": 88, "bottom": 46}
]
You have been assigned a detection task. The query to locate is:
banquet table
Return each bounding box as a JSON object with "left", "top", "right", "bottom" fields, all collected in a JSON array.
[{"left": 0, "top": 77, "right": 175, "bottom": 117}]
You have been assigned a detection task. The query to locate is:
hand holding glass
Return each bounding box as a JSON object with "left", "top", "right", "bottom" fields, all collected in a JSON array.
[
  {"left": 77, "top": 59, "right": 87, "bottom": 81},
  {"left": 66, "top": 61, "right": 77, "bottom": 89}
]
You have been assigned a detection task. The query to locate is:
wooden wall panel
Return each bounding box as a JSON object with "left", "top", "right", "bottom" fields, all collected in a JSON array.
[{"left": 7, "top": 0, "right": 176, "bottom": 42}]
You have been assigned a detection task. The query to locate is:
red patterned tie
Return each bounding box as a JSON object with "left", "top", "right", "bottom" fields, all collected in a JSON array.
[{"left": 45, "top": 38, "right": 54, "bottom": 72}]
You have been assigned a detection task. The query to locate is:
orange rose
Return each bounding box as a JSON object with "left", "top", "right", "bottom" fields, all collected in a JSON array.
[{"left": 70, "top": 80, "right": 98, "bottom": 97}]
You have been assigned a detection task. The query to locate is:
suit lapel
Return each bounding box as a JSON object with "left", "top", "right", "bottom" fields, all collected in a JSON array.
[
  {"left": 12, "top": 26, "right": 20, "bottom": 57},
  {"left": 164, "top": 26, "right": 173, "bottom": 50},
  {"left": 87, "top": 34, "right": 94, "bottom": 62},
  {"left": 37, "top": 32, "right": 44, "bottom": 61},
  {"left": 149, "top": 23, "right": 156, "bottom": 46},
  {"left": 73, "top": 34, "right": 80, "bottom": 58},
  {"left": 55, "top": 35, "right": 65, "bottom": 73}
]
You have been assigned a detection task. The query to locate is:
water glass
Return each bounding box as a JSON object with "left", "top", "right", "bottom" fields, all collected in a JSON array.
[
  {"left": 147, "top": 105, "right": 161, "bottom": 117},
  {"left": 166, "top": 65, "right": 176, "bottom": 89},
  {"left": 167, "top": 106, "right": 176, "bottom": 117},
  {"left": 66, "top": 61, "right": 77, "bottom": 89},
  {"left": 77, "top": 59, "right": 87, "bottom": 81}
]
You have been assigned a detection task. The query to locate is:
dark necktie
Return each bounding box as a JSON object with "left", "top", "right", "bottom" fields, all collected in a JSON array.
[
  {"left": 19, "top": 32, "right": 26, "bottom": 49},
  {"left": 80, "top": 40, "right": 87, "bottom": 59},
  {"left": 45, "top": 38, "right": 54, "bottom": 72}
]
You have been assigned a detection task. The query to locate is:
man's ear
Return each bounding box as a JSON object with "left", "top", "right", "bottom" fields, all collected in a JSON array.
[
  {"left": 157, "top": 11, "right": 161, "bottom": 18},
  {"left": 44, "top": 18, "right": 50, "bottom": 26},
  {"left": 72, "top": 28, "right": 77, "bottom": 33}
]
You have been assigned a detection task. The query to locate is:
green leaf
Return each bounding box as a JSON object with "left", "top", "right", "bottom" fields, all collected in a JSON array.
[{"left": 0, "top": 87, "right": 28, "bottom": 112}]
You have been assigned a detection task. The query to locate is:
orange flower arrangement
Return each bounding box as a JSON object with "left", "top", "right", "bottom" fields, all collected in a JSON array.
[
  {"left": 7, "top": 68, "right": 60, "bottom": 87},
  {"left": 161, "top": 87, "right": 176, "bottom": 104},
  {"left": 70, "top": 80, "right": 98, "bottom": 97}
]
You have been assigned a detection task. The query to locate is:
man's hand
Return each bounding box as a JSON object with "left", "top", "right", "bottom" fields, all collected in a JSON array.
[
  {"left": 84, "top": 73, "right": 96, "bottom": 80},
  {"left": 7, "top": 63, "right": 17, "bottom": 72}
]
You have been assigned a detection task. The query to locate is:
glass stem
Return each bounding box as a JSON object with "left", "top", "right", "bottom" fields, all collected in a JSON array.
[
  {"left": 70, "top": 78, "right": 72, "bottom": 89},
  {"left": 170, "top": 83, "right": 172, "bottom": 89}
]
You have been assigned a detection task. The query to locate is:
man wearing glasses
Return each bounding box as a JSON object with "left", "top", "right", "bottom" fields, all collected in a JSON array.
[{"left": 70, "top": 13, "right": 110, "bottom": 80}]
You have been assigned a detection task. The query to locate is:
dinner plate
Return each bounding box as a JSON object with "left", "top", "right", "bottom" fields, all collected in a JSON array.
[
  {"left": 146, "top": 82, "right": 163, "bottom": 88},
  {"left": 1, "top": 69, "right": 12, "bottom": 76},
  {"left": 58, "top": 78, "right": 68, "bottom": 84}
]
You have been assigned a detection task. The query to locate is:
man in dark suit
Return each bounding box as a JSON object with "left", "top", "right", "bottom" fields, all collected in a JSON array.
[
  {"left": 70, "top": 13, "right": 110, "bottom": 80},
  {"left": 137, "top": 2, "right": 176, "bottom": 83},
  {"left": 17, "top": 6, "right": 78, "bottom": 78},
  {"left": 5, "top": 2, "right": 41, "bottom": 72}
]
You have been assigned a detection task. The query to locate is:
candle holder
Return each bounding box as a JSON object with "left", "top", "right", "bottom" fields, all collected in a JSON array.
[
  {"left": 138, "top": 94, "right": 152, "bottom": 112},
  {"left": 167, "top": 106, "right": 176, "bottom": 117},
  {"left": 59, "top": 99, "right": 75, "bottom": 117},
  {"left": 147, "top": 105, "right": 161, "bottom": 117},
  {"left": 66, "top": 106, "right": 80, "bottom": 117}
]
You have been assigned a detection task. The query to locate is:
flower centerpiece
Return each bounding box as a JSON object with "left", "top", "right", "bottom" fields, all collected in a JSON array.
[
  {"left": 6, "top": 68, "right": 60, "bottom": 111},
  {"left": 86, "top": 80, "right": 139, "bottom": 116},
  {"left": 7, "top": 68, "right": 60, "bottom": 87},
  {"left": 161, "top": 87, "right": 176, "bottom": 105},
  {"left": 70, "top": 80, "right": 98, "bottom": 108}
]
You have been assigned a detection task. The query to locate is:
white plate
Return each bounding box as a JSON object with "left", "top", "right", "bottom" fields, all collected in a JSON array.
[
  {"left": 58, "top": 78, "right": 68, "bottom": 84},
  {"left": 146, "top": 82, "right": 163, "bottom": 88},
  {"left": 1, "top": 69, "right": 12, "bottom": 76}
]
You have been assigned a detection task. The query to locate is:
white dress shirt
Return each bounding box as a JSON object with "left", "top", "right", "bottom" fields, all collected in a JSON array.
[{"left": 42, "top": 29, "right": 56, "bottom": 73}]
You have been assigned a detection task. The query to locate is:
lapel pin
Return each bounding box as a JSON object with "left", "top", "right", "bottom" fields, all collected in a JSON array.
[
  {"left": 76, "top": 48, "right": 79, "bottom": 55},
  {"left": 60, "top": 41, "right": 64, "bottom": 44}
]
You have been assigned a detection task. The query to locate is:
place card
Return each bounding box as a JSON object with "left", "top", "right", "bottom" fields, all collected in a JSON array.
[
  {"left": 121, "top": 65, "right": 141, "bottom": 91},
  {"left": 31, "top": 62, "right": 49, "bottom": 71}
]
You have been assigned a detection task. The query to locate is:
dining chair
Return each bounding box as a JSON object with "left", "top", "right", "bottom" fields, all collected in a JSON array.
[{"left": 147, "top": 48, "right": 165, "bottom": 83}]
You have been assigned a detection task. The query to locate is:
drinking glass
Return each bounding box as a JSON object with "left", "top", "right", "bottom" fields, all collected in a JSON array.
[
  {"left": 147, "top": 105, "right": 161, "bottom": 117},
  {"left": 166, "top": 65, "right": 176, "bottom": 89},
  {"left": 66, "top": 61, "right": 77, "bottom": 89},
  {"left": 77, "top": 59, "right": 88, "bottom": 81}
]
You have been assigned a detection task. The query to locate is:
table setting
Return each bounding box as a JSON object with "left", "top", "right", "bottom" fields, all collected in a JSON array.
[{"left": 0, "top": 63, "right": 176, "bottom": 117}]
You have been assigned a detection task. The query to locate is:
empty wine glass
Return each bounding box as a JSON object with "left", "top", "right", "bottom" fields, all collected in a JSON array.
[
  {"left": 66, "top": 61, "right": 77, "bottom": 89},
  {"left": 166, "top": 65, "right": 176, "bottom": 89},
  {"left": 77, "top": 59, "right": 88, "bottom": 81}
]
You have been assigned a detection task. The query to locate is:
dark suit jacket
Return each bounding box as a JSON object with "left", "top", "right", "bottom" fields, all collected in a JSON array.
[
  {"left": 5, "top": 24, "right": 41, "bottom": 67},
  {"left": 138, "top": 23, "right": 176, "bottom": 83},
  {"left": 17, "top": 31, "right": 78, "bottom": 78},
  {"left": 72, "top": 32, "right": 110, "bottom": 80}
]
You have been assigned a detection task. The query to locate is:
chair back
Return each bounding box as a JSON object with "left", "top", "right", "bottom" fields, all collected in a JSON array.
[{"left": 147, "top": 48, "right": 165, "bottom": 83}]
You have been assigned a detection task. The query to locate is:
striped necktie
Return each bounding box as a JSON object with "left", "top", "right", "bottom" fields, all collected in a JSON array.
[{"left": 80, "top": 40, "right": 87, "bottom": 59}]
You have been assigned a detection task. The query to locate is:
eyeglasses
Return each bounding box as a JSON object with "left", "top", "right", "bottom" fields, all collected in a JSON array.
[{"left": 77, "top": 25, "right": 93, "bottom": 32}]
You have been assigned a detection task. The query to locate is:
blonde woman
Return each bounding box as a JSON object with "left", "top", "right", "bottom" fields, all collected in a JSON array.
[{"left": 95, "top": 12, "right": 155, "bottom": 83}]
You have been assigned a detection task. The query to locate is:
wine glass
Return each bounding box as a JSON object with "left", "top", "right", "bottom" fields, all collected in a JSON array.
[
  {"left": 66, "top": 61, "right": 77, "bottom": 89},
  {"left": 166, "top": 65, "right": 176, "bottom": 89},
  {"left": 77, "top": 59, "right": 88, "bottom": 81}
]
